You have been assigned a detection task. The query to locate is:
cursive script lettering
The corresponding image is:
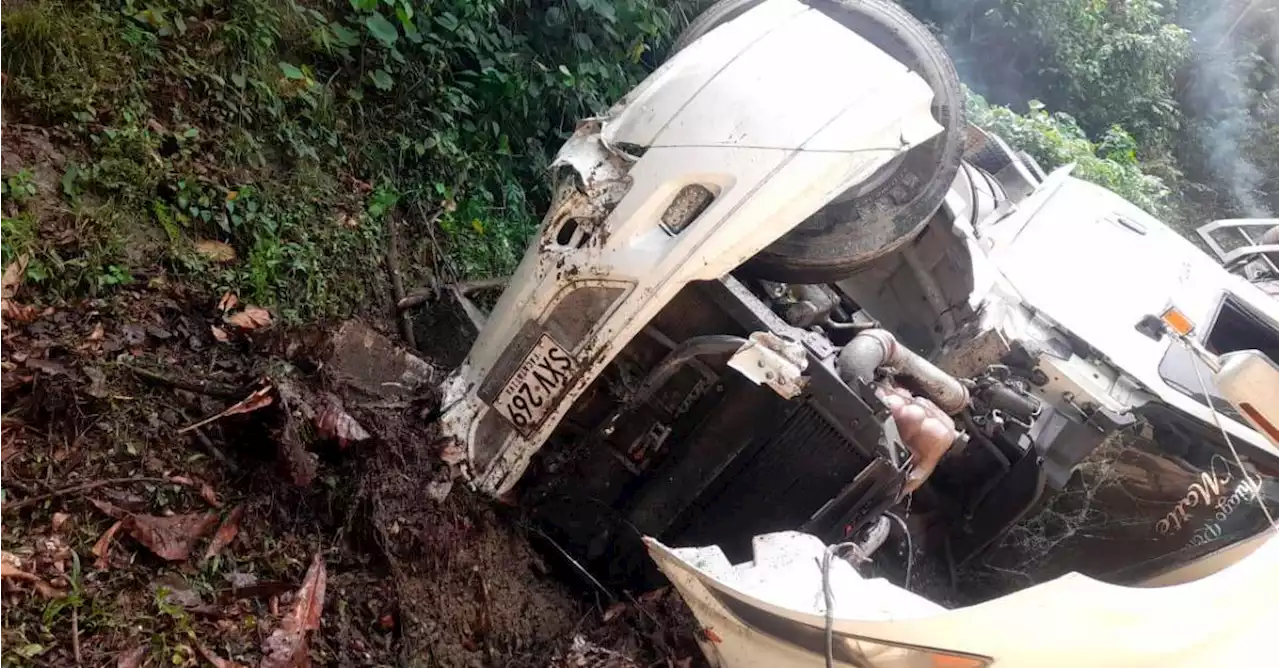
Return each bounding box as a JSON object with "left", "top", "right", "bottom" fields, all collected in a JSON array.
[{"left": 1157, "top": 455, "right": 1236, "bottom": 536}]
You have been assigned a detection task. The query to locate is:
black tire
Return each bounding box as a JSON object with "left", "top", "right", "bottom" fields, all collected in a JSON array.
[
  {"left": 967, "top": 129, "right": 1017, "bottom": 176},
  {"left": 672, "top": 0, "right": 767, "bottom": 53},
  {"left": 1018, "top": 151, "right": 1047, "bottom": 182},
  {"left": 671, "top": 0, "right": 966, "bottom": 283}
]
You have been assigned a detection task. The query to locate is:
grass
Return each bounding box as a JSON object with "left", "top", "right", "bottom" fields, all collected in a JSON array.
[{"left": 1, "top": 0, "right": 703, "bottom": 322}]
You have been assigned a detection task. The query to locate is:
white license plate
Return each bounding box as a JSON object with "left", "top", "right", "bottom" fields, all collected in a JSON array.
[{"left": 494, "top": 334, "right": 576, "bottom": 434}]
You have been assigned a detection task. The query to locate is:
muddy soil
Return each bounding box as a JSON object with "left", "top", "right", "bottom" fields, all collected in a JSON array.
[
  {"left": 0, "top": 109, "right": 704, "bottom": 668},
  {"left": 0, "top": 274, "right": 704, "bottom": 666}
]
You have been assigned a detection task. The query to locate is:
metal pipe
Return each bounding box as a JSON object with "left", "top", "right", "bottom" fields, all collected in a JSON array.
[
  {"left": 981, "top": 383, "right": 1042, "bottom": 421},
  {"left": 627, "top": 335, "right": 747, "bottom": 408},
  {"left": 901, "top": 247, "right": 957, "bottom": 341},
  {"left": 837, "top": 329, "right": 969, "bottom": 414}
]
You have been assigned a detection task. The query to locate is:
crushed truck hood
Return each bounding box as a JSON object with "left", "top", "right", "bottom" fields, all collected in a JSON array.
[{"left": 438, "top": 0, "right": 944, "bottom": 496}]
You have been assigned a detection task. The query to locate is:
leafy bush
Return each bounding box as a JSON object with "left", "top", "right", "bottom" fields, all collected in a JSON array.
[
  {"left": 966, "top": 90, "right": 1172, "bottom": 216},
  {"left": 1, "top": 0, "right": 686, "bottom": 318},
  {"left": 904, "top": 0, "right": 1189, "bottom": 152}
]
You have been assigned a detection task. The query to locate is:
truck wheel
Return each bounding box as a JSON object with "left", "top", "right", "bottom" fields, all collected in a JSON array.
[{"left": 671, "top": 0, "right": 965, "bottom": 283}]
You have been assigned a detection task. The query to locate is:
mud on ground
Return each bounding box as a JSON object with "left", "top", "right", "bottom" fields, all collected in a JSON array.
[{"left": 0, "top": 274, "right": 704, "bottom": 666}]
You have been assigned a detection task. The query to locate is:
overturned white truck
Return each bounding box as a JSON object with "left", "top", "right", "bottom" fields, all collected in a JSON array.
[{"left": 435, "top": 1, "right": 1280, "bottom": 665}]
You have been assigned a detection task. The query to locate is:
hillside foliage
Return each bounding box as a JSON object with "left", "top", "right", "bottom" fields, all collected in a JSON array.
[
  {"left": 2, "top": 0, "right": 688, "bottom": 320},
  {"left": 2, "top": 0, "right": 1276, "bottom": 321}
]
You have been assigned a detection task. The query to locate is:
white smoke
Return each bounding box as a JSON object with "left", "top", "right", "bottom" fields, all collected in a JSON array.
[{"left": 1181, "top": 0, "right": 1280, "bottom": 217}]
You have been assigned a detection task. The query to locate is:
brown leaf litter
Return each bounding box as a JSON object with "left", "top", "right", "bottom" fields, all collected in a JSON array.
[
  {"left": 88, "top": 499, "right": 220, "bottom": 563},
  {"left": 115, "top": 645, "right": 146, "bottom": 668},
  {"left": 125, "top": 512, "right": 220, "bottom": 561},
  {"left": 179, "top": 384, "right": 275, "bottom": 434},
  {"left": 0, "top": 550, "right": 64, "bottom": 598},
  {"left": 260, "top": 551, "right": 326, "bottom": 668},
  {"left": 195, "top": 239, "right": 238, "bottom": 263},
  {"left": 224, "top": 305, "right": 273, "bottom": 330},
  {"left": 203, "top": 506, "right": 245, "bottom": 562},
  {"left": 314, "top": 394, "right": 371, "bottom": 448},
  {"left": 92, "top": 521, "right": 124, "bottom": 570},
  {"left": 198, "top": 643, "right": 247, "bottom": 668}
]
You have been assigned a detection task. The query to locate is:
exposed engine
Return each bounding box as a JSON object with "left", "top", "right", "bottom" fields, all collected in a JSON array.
[{"left": 517, "top": 259, "right": 1051, "bottom": 597}]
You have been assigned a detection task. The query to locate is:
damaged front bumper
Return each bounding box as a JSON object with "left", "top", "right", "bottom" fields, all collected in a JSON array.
[
  {"left": 646, "top": 529, "right": 1279, "bottom": 668},
  {"left": 437, "top": 0, "right": 944, "bottom": 496}
]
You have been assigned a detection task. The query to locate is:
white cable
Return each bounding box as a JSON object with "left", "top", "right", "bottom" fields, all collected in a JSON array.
[
  {"left": 1182, "top": 337, "right": 1278, "bottom": 530},
  {"left": 821, "top": 541, "right": 860, "bottom": 668},
  {"left": 884, "top": 511, "right": 914, "bottom": 591}
]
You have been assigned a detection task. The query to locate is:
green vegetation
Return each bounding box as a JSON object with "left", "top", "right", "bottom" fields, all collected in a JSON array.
[
  {"left": 2, "top": 0, "right": 684, "bottom": 320},
  {"left": 965, "top": 92, "right": 1172, "bottom": 216},
  {"left": 2, "top": 0, "right": 1274, "bottom": 321},
  {"left": 905, "top": 0, "right": 1279, "bottom": 225}
]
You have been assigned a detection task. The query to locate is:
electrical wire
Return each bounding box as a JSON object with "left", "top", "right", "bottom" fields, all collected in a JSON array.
[
  {"left": 820, "top": 541, "right": 859, "bottom": 668},
  {"left": 821, "top": 545, "right": 839, "bottom": 668},
  {"left": 820, "top": 514, "right": 915, "bottom": 668},
  {"left": 885, "top": 511, "right": 914, "bottom": 591},
  {"left": 1183, "top": 338, "right": 1279, "bottom": 530}
]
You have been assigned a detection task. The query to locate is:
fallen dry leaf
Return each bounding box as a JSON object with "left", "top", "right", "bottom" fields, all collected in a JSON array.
[
  {"left": 25, "top": 357, "right": 71, "bottom": 377},
  {"left": 335, "top": 212, "right": 360, "bottom": 229},
  {"left": 90, "top": 498, "right": 128, "bottom": 520},
  {"left": 211, "top": 325, "right": 230, "bottom": 343},
  {"left": 51, "top": 512, "right": 71, "bottom": 533},
  {"left": 116, "top": 645, "right": 147, "bottom": 668},
  {"left": 197, "top": 643, "right": 246, "bottom": 668},
  {"left": 314, "top": 395, "right": 370, "bottom": 448},
  {"left": 637, "top": 587, "right": 669, "bottom": 605},
  {"left": 277, "top": 420, "right": 318, "bottom": 487},
  {"left": 260, "top": 552, "right": 326, "bottom": 668},
  {"left": 84, "top": 366, "right": 110, "bottom": 398},
  {"left": 178, "top": 385, "right": 275, "bottom": 434},
  {"left": 200, "top": 483, "right": 222, "bottom": 508},
  {"left": 425, "top": 479, "right": 452, "bottom": 503},
  {"left": 224, "top": 305, "right": 272, "bottom": 331},
  {"left": 195, "top": 239, "right": 237, "bottom": 263},
  {"left": 124, "top": 512, "right": 219, "bottom": 561},
  {"left": 170, "top": 475, "right": 196, "bottom": 486},
  {"left": 92, "top": 520, "right": 124, "bottom": 569},
  {"left": 87, "top": 322, "right": 105, "bottom": 342},
  {"left": 218, "top": 292, "right": 238, "bottom": 312},
  {"left": 602, "top": 601, "right": 627, "bottom": 623},
  {"left": 203, "top": 506, "right": 244, "bottom": 562},
  {"left": 0, "top": 551, "right": 64, "bottom": 598},
  {"left": 0, "top": 444, "right": 21, "bottom": 464},
  {"left": 439, "top": 442, "right": 467, "bottom": 465},
  {"left": 1, "top": 254, "right": 28, "bottom": 299},
  {"left": 1, "top": 300, "right": 39, "bottom": 324}
]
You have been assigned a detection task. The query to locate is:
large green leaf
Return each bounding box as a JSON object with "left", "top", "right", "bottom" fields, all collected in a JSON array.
[
  {"left": 330, "top": 22, "right": 361, "bottom": 47},
  {"left": 365, "top": 13, "right": 399, "bottom": 47},
  {"left": 278, "top": 62, "right": 305, "bottom": 80}
]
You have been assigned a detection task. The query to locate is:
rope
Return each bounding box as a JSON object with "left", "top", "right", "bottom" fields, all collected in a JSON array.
[{"left": 1183, "top": 338, "right": 1278, "bottom": 530}]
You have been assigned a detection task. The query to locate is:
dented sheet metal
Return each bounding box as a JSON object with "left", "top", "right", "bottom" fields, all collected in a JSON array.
[{"left": 645, "top": 530, "right": 1280, "bottom": 668}]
